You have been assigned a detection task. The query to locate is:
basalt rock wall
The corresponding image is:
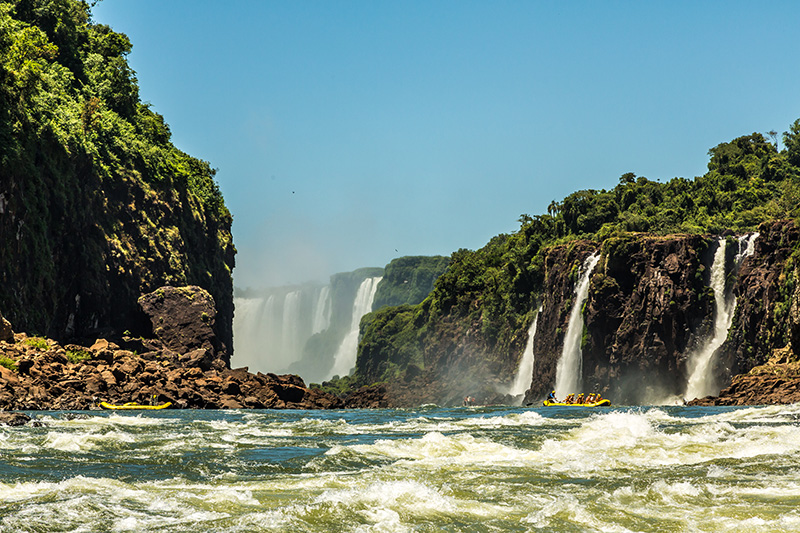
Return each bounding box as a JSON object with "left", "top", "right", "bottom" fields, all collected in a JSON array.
[
  {"left": 521, "top": 234, "right": 714, "bottom": 405},
  {"left": 581, "top": 234, "right": 714, "bottom": 403}
]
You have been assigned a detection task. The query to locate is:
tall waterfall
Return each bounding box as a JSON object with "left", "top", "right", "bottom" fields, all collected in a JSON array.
[
  {"left": 508, "top": 306, "right": 542, "bottom": 402},
  {"left": 232, "top": 285, "right": 331, "bottom": 373},
  {"left": 311, "top": 286, "right": 331, "bottom": 334},
  {"left": 329, "top": 277, "right": 383, "bottom": 379},
  {"left": 555, "top": 252, "right": 600, "bottom": 399},
  {"left": 684, "top": 233, "right": 759, "bottom": 400}
]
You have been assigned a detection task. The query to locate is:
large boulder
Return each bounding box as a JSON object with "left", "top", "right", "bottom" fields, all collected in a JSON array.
[
  {"left": 138, "top": 286, "right": 228, "bottom": 366},
  {"left": 0, "top": 412, "right": 31, "bottom": 426}
]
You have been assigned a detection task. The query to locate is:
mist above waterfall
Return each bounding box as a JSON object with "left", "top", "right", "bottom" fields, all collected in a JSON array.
[{"left": 233, "top": 284, "right": 331, "bottom": 373}]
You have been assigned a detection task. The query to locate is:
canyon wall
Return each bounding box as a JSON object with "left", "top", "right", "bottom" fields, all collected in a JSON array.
[{"left": 357, "top": 222, "right": 799, "bottom": 407}]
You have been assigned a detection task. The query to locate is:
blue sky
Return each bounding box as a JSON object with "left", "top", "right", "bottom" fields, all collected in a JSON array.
[{"left": 92, "top": 1, "right": 800, "bottom": 288}]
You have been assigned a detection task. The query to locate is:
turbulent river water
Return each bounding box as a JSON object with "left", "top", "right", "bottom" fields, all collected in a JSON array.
[{"left": 3, "top": 405, "right": 800, "bottom": 532}]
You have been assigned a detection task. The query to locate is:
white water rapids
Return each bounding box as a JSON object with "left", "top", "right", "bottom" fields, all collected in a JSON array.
[{"left": 4, "top": 405, "right": 800, "bottom": 531}]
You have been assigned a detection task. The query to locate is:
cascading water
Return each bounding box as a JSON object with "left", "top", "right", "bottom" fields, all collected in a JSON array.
[
  {"left": 508, "top": 305, "right": 541, "bottom": 402},
  {"left": 555, "top": 252, "right": 600, "bottom": 399},
  {"left": 328, "top": 277, "right": 383, "bottom": 379},
  {"left": 232, "top": 285, "right": 331, "bottom": 373},
  {"left": 311, "top": 286, "right": 331, "bottom": 335},
  {"left": 684, "top": 233, "right": 759, "bottom": 400}
]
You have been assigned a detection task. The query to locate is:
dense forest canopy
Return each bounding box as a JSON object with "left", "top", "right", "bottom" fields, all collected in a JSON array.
[
  {"left": 0, "top": 0, "right": 228, "bottom": 219},
  {"left": 438, "top": 122, "right": 800, "bottom": 317}
]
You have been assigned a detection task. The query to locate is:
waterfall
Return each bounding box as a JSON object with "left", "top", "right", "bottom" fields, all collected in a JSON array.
[
  {"left": 684, "top": 233, "right": 759, "bottom": 400},
  {"left": 328, "top": 277, "right": 383, "bottom": 379},
  {"left": 508, "top": 305, "right": 542, "bottom": 402},
  {"left": 311, "top": 286, "right": 331, "bottom": 334},
  {"left": 232, "top": 286, "right": 327, "bottom": 373},
  {"left": 555, "top": 252, "right": 600, "bottom": 399},
  {"left": 281, "top": 291, "right": 302, "bottom": 363}
]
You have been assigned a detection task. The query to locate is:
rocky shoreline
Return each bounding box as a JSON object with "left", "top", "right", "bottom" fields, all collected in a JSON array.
[
  {"left": 0, "top": 285, "right": 383, "bottom": 418},
  {"left": 0, "top": 332, "right": 344, "bottom": 411}
]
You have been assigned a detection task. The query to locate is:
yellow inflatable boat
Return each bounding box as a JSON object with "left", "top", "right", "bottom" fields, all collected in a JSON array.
[
  {"left": 99, "top": 401, "right": 172, "bottom": 410},
  {"left": 542, "top": 399, "right": 611, "bottom": 407}
]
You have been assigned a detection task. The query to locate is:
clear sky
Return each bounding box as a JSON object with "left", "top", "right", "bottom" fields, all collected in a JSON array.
[{"left": 91, "top": 1, "right": 800, "bottom": 289}]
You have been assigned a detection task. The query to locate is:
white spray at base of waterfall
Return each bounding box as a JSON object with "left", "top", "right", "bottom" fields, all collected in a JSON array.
[
  {"left": 328, "top": 277, "right": 383, "bottom": 379},
  {"left": 555, "top": 252, "right": 601, "bottom": 400},
  {"left": 684, "top": 233, "right": 758, "bottom": 401}
]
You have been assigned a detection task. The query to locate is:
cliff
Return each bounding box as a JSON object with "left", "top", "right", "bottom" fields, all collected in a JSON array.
[
  {"left": 0, "top": 1, "right": 235, "bottom": 355},
  {"left": 353, "top": 122, "right": 800, "bottom": 407}
]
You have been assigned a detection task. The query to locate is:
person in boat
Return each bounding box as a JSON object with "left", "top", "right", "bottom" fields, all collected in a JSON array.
[
  {"left": 576, "top": 393, "right": 585, "bottom": 404},
  {"left": 565, "top": 393, "right": 575, "bottom": 404},
  {"left": 585, "top": 393, "right": 595, "bottom": 403},
  {"left": 547, "top": 390, "right": 557, "bottom": 402}
]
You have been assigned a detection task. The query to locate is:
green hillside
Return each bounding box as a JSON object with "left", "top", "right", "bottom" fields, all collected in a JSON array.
[{"left": 0, "top": 0, "right": 235, "bottom": 350}]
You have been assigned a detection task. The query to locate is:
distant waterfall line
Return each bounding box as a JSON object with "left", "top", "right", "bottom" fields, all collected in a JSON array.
[
  {"left": 232, "top": 284, "right": 332, "bottom": 374},
  {"left": 554, "top": 252, "right": 601, "bottom": 399},
  {"left": 684, "top": 233, "right": 759, "bottom": 400}
]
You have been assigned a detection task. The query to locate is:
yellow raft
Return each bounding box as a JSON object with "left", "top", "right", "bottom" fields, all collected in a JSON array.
[
  {"left": 99, "top": 401, "right": 172, "bottom": 410},
  {"left": 542, "top": 399, "right": 611, "bottom": 407}
]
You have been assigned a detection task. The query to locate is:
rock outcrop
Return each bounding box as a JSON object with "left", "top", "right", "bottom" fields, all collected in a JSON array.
[
  {"left": 0, "top": 332, "right": 342, "bottom": 410},
  {"left": 716, "top": 220, "right": 800, "bottom": 378},
  {"left": 0, "top": 311, "right": 12, "bottom": 344},
  {"left": 0, "top": 412, "right": 32, "bottom": 426},
  {"left": 689, "top": 347, "right": 800, "bottom": 406},
  {"left": 581, "top": 234, "right": 713, "bottom": 403},
  {"left": 138, "top": 285, "right": 228, "bottom": 366}
]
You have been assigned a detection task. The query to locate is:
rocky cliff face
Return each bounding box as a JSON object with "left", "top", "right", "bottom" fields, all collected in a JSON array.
[
  {"left": 581, "top": 234, "right": 714, "bottom": 403},
  {"left": 0, "top": 161, "right": 235, "bottom": 354},
  {"left": 357, "top": 223, "right": 799, "bottom": 407},
  {"left": 527, "top": 241, "right": 599, "bottom": 399}
]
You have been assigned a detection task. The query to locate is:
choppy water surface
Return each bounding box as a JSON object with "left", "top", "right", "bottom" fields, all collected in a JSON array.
[{"left": 2, "top": 405, "right": 800, "bottom": 531}]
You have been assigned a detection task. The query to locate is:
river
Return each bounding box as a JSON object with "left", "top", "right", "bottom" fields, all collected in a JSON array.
[{"left": 2, "top": 405, "right": 800, "bottom": 531}]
